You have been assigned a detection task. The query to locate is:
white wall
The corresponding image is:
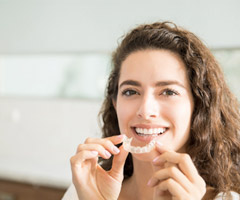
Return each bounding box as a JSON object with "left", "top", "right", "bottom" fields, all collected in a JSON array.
[
  {"left": 0, "top": 97, "right": 102, "bottom": 187},
  {"left": 0, "top": 0, "right": 240, "bottom": 188},
  {"left": 0, "top": 0, "right": 240, "bottom": 54}
]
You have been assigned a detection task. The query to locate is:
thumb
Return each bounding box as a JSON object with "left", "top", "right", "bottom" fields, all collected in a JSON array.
[
  {"left": 151, "top": 141, "right": 169, "bottom": 172},
  {"left": 109, "top": 145, "right": 129, "bottom": 181}
]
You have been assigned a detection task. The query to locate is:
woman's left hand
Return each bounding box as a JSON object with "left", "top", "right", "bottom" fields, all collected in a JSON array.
[{"left": 148, "top": 142, "right": 206, "bottom": 200}]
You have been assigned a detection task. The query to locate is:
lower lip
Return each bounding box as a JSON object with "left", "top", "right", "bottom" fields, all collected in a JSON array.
[{"left": 132, "top": 128, "right": 166, "bottom": 143}]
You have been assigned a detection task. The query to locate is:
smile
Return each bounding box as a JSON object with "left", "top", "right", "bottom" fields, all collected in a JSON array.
[
  {"left": 135, "top": 127, "right": 166, "bottom": 135},
  {"left": 130, "top": 125, "right": 168, "bottom": 143}
]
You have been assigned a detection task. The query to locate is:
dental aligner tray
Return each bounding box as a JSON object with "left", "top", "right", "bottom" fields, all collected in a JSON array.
[{"left": 123, "top": 135, "right": 155, "bottom": 154}]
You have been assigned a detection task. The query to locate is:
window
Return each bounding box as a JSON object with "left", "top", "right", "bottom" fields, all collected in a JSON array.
[
  {"left": 0, "top": 53, "right": 111, "bottom": 99},
  {"left": 0, "top": 49, "right": 239, "bottom": 100}
]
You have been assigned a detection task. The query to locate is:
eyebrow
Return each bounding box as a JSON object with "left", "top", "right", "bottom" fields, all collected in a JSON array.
[
  {"left": 119, "top": 80, "right": 141, "bottom": 88},
  {"left": 155, "top": 80, "right": 186, "bottom": 89},
  {"left": 119, "top": 79, "right": 186, "bottom": 89}
]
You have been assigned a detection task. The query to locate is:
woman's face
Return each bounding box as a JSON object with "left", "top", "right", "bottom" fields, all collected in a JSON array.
[{"left": 115, "top": 49, "right": 194, "bottom": 159}]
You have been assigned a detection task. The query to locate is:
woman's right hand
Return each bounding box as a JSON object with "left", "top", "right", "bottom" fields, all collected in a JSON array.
[{"left": 70, "top": 135, "right": 128, "bottom": 200}]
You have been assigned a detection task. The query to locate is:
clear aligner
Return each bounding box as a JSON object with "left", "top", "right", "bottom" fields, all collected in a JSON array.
[{"left": 122, "top": 135, "right": 156, "bottom": 154}]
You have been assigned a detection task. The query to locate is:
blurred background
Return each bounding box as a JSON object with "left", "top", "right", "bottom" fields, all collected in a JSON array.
[{"left": 0, "top": 0, "right": 240, "bottom": 199}]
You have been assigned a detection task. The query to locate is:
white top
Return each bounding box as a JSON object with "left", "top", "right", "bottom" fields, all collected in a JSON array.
[
  {"left": 62, "top": 184, "right": 240, "bottom": 200},
  {"left": 62, "top": 184, "right": 79, "bottom": 200}
]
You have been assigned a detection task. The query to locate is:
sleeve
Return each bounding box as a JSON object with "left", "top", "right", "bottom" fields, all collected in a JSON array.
[
  {"left": 214, "top": 191, "right": 240, "bottom": 200},
  {"left": 62, "top": 183, "right": 79, "bottom": 200}
]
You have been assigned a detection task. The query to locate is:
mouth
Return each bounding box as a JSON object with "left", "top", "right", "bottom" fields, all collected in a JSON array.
[
  {"left": 134, "top": 127, "right": 167, "bottom": 136},
  {"left": 131, "top": 126, "right": 168, "bottom": 143}
]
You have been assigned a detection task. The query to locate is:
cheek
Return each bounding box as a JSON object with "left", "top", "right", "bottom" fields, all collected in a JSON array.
[
  {"left": 165, "top": 99, "right": 193, "bottom": 131},
  {"left": 116, "top": 100, "right": 136, "bottom": 130},
  {"left": 162, "top": 100, "right": 193, "bottom": 152}
]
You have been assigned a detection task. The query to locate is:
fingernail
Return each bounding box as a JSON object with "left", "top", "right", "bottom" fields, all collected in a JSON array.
[
  {"left": 113, "top": 146, "right": 120, "bottom": 154},
  {"left": 105, "top": 150, "right": 111, "bottom": 158},
  {"left": 117, "top": 134, "right": 124, "bottom": 139},
  {"left": 147, "top": 179, "right": 152, "bottom": 186},
  {"left": 152, "top": 156, "right": 164, "bottom": 165},
  {"left": 156, "top": 141, "right": 163, "bottom": 147},
  {"left": 152, "top": 156, "right": 159, "bottom": 163},
  {"left": 147, "top": 178, "right": 158, "bottom": 187},
  {"left": 91, "top": 151, "right": 98, "bottom": 155}
]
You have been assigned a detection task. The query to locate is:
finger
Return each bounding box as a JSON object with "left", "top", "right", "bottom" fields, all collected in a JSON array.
[
  {"left": 71, "top": 150, "right": 99, "bottom": 166},
  {"left": 84, "top": 135, "right": 124, "bottom": 155},
  {"left": 77, "top": 143, "right": 113, "bottom": 159},
  {"left": 152, "top": 141, "right": 174, "bottom": 165},
  {"left": 154, "top": 148, "right": 199, "bottom": 183},
  {"left": 85, "top": 135, "right": 124, "bottom": 145},
  {"left": 157, "top": 178, "right": 189, "bottom": 199},
  {"left": 151, "top": 142, "right": 175, "bottom": 172},
  {"left": 70, "top": 150, "right": 99, "bottom": 187},
  {"left": 106, "top": 134, "right": 125, "bottom": 144},
  {"left": 154, "top": 141, "right": 174, "bottom": 154},
  {"left": 109, "top": 145, "right": 129, "bottom": 181},
  {"left": 148, "top": 165, "right": 193, "bottom": 193}
]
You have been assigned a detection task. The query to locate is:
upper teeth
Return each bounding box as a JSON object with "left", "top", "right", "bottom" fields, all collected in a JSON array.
[{"left": 135, "top": 127, "right": 166, "bottom": 135}]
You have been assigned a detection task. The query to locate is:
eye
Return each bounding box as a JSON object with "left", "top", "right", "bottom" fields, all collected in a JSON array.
[
  {"left": 122, "top": 89, "right": 139, "bottom": 97},
  {"left": 161, "top": 88, "right": 179, "bottom": 96}
]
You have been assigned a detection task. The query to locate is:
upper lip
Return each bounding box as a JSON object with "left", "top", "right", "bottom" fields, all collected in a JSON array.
[{"left": 132, "top": 124, "right": 168, "bottom": 129}]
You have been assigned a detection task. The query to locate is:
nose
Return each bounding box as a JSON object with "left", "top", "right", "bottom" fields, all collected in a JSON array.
[{"left": 136, "top": 94, "right": 159, "bottom": 119}]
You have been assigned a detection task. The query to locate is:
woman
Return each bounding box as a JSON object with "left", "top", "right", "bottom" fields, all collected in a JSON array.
[{"left": 63, "top": 22, "right": 240, "bottom": 199}]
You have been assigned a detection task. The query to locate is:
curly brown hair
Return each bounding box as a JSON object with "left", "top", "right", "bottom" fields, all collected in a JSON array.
[{"left": 98, "top": 21, "right": 240, "bottom": 199}]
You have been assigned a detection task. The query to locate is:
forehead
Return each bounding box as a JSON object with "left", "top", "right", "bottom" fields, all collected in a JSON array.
[{"left": 119, "top": 49, "right": 189, "bottom": 87}]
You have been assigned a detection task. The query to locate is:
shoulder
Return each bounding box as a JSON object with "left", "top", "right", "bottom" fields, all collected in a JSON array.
[
  {"left": 214, "top": 191, "right": 240, "bottom": 200},
  {"left": 62, "top": 184, "right": 79, "bottom": 200}
]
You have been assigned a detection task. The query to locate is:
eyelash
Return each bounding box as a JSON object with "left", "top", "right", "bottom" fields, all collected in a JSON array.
[
  {"left": 121, "top": 88, "right": 179, "bottom": 97},
  {"left": 121, "top": 89, "right": 139, "bottom": 97},
  {"left": 161, "top": 88, "right": 179, "bottom": 97}
]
